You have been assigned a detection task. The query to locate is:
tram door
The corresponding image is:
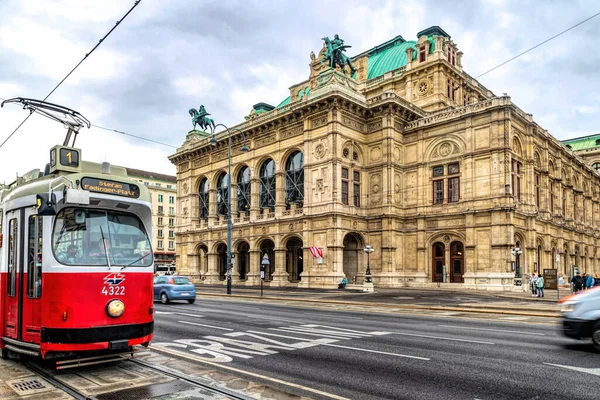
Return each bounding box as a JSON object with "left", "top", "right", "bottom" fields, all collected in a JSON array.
[{"left": 3, "top": 209, "right": 43, "bottom": 343}]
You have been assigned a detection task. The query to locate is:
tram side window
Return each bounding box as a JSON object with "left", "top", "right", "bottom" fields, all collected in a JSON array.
[
  {"left": 27, "top": 216, "right": 43, "bottom": 299},
  {"left": 7, "top": 218, "right": 17, "bottom": 297}
]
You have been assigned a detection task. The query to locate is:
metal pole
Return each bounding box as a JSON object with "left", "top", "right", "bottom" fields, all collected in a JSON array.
[
  {"left": 261, "top": 278, "right": 263, "bottom": 297},
  {"left": 227, "top": 128, "right": 232, "bottom": 295}
]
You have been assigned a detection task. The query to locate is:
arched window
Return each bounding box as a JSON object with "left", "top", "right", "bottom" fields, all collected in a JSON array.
[
  {"left": 198, "top": 178, "right": 209, "bottom": 219},
  {"left": 285, "top": 151, "right": 304, "bottom": 208},
  {"left": 260, "top": 159, "right": 276, "bottom": 211},
  {"left": 216, "top": 172, "right": 229, "bottom": 216},
  {"left": 592, "top": 162, "right": 600, "bottom": 173},
  {"left": 237, "top": 166, "right": 251, "bottom": 213}
]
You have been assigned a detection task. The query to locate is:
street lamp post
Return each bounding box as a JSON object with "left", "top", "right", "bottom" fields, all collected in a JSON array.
[
  {"left": 363, "top": 245, "right": 374, "bottom": 292},
  {"left": 511, "top": 246, "right": 523, "bottom": 286},
  {"left": 210, "top": 124, "right": 249, "bottom": 295},
  {"left": 260, "top": 253, "right": 270, "bottom": 297}
]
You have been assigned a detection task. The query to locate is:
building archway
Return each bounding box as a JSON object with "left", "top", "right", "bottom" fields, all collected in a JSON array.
[
  {"left": 343, "top": 233, "right": 362, "bottom": 284},
  {"left": 432, "top": 242, "right": 445, "bottom": 282},
  {"left": 260, "top": 239, "right": 275, "bottom": 281},
  {"left": 197, "top": 244, "right": 208, "bottom": 276},
  {"left": 285, "top": 237, "right": 303, "bottom": 282},
  {"left": 237, "top": 241, "right": 249, "bottom": 280},
  {"left": 563, "top": 244, "right": 569, "bottom": 275},
  {"left": 450, "top": 241, "right": 464, "bottom": 283},
  {"left": 217, "top": 243, "right": 227, "bottom": 281}
]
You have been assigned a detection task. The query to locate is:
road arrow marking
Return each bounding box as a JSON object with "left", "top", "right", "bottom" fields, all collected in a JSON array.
[{"left": 544, "top": 363, "right": 600, "bottom": 376}]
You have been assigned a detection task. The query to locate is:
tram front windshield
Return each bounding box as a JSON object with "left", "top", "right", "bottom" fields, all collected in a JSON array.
[{"left": 53, "top": 208, "right": 152, "bottom": 267}]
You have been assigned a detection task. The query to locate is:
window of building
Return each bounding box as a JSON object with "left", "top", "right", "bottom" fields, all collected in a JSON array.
[
  {"left": 217, "top": 172, "right": 230, "bottom": 216},
  {"left": 237, "top": 166, "right": 251, "bottom": 212},
  {"left": 158, "top": 229, "right": 163, "bottom": 238},
  {"left": 158, "top": 240, "right": 163, "bottom": 249},
  {"left": 199, "top": 178, "right": 209, "bottom": 219},
  {"left": 433, "top": 180, "right": 444, "bottom": 204},
  {"left": 167, "top": 185, "right": 173, "bottom": 189},
  {"left": 169, "top": 230, "right": 174, "bottom": 238},
  {"left": 156, "top": 183, "right": 162, "bottom": 187},
  {"left": 592, "top": 162, "right": 600, "bottom": 173},
  {"left": 432, "top": 163, "right": 460, "bottom": 204},
  {"left": 260, "top": 159, "right": 276, "bottom": 211},
  {"left": 158, "top": 194, "right": 163, "bottom": 203},
  {"left": 157, "top": 217, "right": 163, "bottom": 226},
  {"left": 562, "top": 188, "right": 567, "bottom": 216},
  {"left": 419, "top": 46, "right": 426, "bottom": 62},
  {"left": 511, "top": 159, "right": 522, "bottom": 201},
  {"left": 535, "top": 174, "right": 540, "bottom": 208},
  {"left": 157, "top": 205, "right": 164, "bottom": 214},
  {"left": 353, "top": 171, "right": 360, "bottom": 207},
  {"left": 285, "top": 151, "right": 304, "bottom": 208},
  {"left": 169, "top": 207, "right": 175, "bottom": 215},
  {"left": 168, "top": 218, "right": 174, "bottom": 227},
  {"left": 169, "top": 196, "right": 174, "bottom": 204},
  {"left": 341, "top": 167, "right": 349, "bottom": 205},
  {"left": 168, "top": 241, "right": 174, "bottom": 249}
]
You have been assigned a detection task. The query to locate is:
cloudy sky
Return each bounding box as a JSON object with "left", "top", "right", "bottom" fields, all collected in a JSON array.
[{"left": 1, "top": 0, "right": 599, "bottom": 183}]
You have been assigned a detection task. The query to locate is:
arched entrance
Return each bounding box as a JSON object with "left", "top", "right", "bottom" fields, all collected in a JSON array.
[
  {"left": 450, "top": 241, "right": 464, "bottom": 283},
  {"left": 197, "top": 244, "right": 208, "bottom": 277},
  {"left": 217, "top": 243, "right": 227, "bottom": 281},
  {"left": 432, "top": 242, "right": 445, "bottom": 282},
  {"left": 343, "top": 234, "right": 361, "bottom": 284},
  {"left": 285, "top": 237, "right": 303, "bottom": 282},
  {"left": 563, "top": 245, "right": 569, "bottom": 275},
  {"left": 237, "top": 242, "right": 249, "bottom": 280},
  {"left": 260, "top": 239, "right": 275, "bottom": 281}
]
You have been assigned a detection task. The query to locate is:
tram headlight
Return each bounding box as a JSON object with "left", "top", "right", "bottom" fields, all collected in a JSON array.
[{"left": 106, "top": 299, "right": 125, "bottom": 318}]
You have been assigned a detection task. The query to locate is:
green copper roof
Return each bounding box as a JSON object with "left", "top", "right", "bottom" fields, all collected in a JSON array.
[
  {"left": 562, "top": 134, "right": 600, "bottom": 151},
  {"left": 276, "top": 96, "right": 290, "bottom": 108},
  {"left": 367, "top": 40, "right": 418, "bottom": 80}
]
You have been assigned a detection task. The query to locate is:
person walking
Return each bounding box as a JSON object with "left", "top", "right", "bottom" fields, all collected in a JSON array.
[
  {"left": 594, "top": 273, "right": 600, "bottom": 287},
  {"left": 572, "top": 273, "right": 584, "bottom": 293},
  {"left": 530, "top": 273, "right": 538, "bottom": 297},
  {"left": 536, "top": 274, "right": 545, "bottom": 298},
  {"left": 586, "top": 273, "right": 595, "bottom": 289}
]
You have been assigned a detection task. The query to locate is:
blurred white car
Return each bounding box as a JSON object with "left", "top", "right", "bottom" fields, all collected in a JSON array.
[{"left": 560, "top": 287, "right": 600, "bottom": 351}]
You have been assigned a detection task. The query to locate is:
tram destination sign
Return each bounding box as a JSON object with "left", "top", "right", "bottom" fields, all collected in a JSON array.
[{"left": 81, "top": 177, "right": 140, "bottom": 198}]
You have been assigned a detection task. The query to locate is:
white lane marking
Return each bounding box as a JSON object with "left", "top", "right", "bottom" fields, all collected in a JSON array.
[
  {"left": 178, "top": 321, "right": 233, "bottom": 331},
  {"left": 269, "top": 328, "right": 360, "bottom": 340},
  {"left": 150, "top": 345, "right": 351, "bottom": 400},
  {"left": 176, "top": 313, "right": 204, "bottom": 318},
  {"left": 302, "top": 313, "right": 364, "bottom": 320},
  {"left": 155, "top": 311, "right": 170, "bottom": 314},
  {"left": 321, "top": 343, "right": 430, "bottom": 361},
  {"left": 246, "top": 330, "right": 316, "bottom": 342},
  {"left": 497, "top": 316, "right": 530, "bottom": 321},
  {"left": 391, "top": 332, "right": 494, "bottom": 345},
  {"left": 301, "top": 324, "right": 391, "bottom": 336},
  {"left": 285, "top": 326, "right": 372, "bottom": 338},
  {"left": 438, "top": 325, "right": 546, "bottom": 336},
  {"left": 544, "top": 363, "right": 600, "bottom": 376},
  {"left": 433, "top": 312, "right": 462, "bottom": 316}
]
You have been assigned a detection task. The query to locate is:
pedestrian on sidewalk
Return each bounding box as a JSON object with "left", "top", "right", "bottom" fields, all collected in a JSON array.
[
  {"left": 583, "top": 273, "right": 589, "bottom": 290},
  {"left": 572, "top": 273, "right": 584, "bottom": 293},
  {"left": 594, "top": 273, "right": 600, "bottom": 287},
  {"left": 530, "top": 273, "right": 538, "bottom": 297},
  {"left": 586, "top": 273, "right": 595, "bottom": 289},
  {"left": 536, "top": 274, "right": 545, "bottom": 298},
  {"left": 558, "top": 275, "right": 565, "bottom": 287}
]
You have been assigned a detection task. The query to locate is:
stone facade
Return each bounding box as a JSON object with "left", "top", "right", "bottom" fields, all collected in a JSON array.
[{"left": 169, "top": 26, "right": 600, "bottom": 290}]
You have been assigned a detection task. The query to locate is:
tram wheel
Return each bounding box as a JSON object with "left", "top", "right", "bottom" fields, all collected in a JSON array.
[
  {"left": 187, "top": 299, "right": 195, "bottom": 304},
  {"left": 160, "top": 293, "right": 169, "bottom": 304},
  {"left": 0, "top": 348, "right": 8, "bottom": 359}
]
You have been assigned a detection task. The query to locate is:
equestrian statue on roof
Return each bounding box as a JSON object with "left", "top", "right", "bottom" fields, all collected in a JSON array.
[
  {"left": 189, "top": 104, "right": 216, "bottom": 132},
  {"left": 321, "top": 34, "right": 357, "bottom": 76}
]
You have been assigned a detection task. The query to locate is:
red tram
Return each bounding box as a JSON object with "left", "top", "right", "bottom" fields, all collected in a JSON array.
[{"left": 0, "top": 99, "right": 154, "bottom": 366}]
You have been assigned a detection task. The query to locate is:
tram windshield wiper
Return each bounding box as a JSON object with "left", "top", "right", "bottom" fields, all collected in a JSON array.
[
  {"left": 99, "top": 226, "right": 111, "bottom": 268},
  {"left": 119, "top": 253, "right": 152, "bottom": 270}
]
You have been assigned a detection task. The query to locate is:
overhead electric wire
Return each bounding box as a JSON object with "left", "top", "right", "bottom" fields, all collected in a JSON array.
[
  {"left": 0, "top": 0, "right": 141, "bottom": 150},
  {"left": 476, "top": 10, "right": 600, "bottom": 79},
  {"left": 92, "top": 124, "right": 178, "bottom": 149}
]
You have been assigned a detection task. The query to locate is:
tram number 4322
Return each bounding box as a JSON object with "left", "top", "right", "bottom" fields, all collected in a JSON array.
[{"left": 102, "top": 286, "right": 125, "bottom": 296}]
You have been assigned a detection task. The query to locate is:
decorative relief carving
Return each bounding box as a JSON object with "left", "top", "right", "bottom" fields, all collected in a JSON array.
[
  {"left": 431, "top": 141, "right": 460, "bottom": 159},
  {"left": 370, "top": 146, "right": 382, "bottom": 162},
  {"left": 341, "top": 115, "right": 365, "bottom": 132},
  {"left": 316, "top": 179, "right": 324, "bottom": 192},
  {"left": 439, "top": 142, "right": 452, "bottom": 157},
  {"left": 312, "top": 115, "right": 328, "bottom": 128},
  {"left": 368, "top": 120, "right": 382, "bottom": 132},
  {"left": 371, "top": 174, "right": 382, "bottom": 204},
  {"left": 193, "top": 157, "right": 208, "bottom": 168},
  {"left": 212, "top": 150, "right": 228, "bottom": 162},
  {"left": 314, "top": 144, "right": 326, "bottom": 159},
  {"left": 256, "top": 134, "right": 277, "bottom": 147},
  {"left": 281, "top": 125, "right": 303, "bottom": 139},
  {"left": 393, "top": 146, "right": 401, "bottom": 162},
  {"left": 394, "top": 121, "right": 404, "bottom": 132},
  {"left": 443, "top": 235, "right": 450, "bottom": 243},
  {"left": 183, "top": 183, "right": 189, "bottom": 194}
]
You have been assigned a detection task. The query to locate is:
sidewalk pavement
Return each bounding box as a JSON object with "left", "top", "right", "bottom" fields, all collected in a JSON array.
[
  {"left": 0, "top": 358, "right": 73, "bottom": 399},
  {"left": 193, "top": 284, "right": 574, "bottom": 318}
]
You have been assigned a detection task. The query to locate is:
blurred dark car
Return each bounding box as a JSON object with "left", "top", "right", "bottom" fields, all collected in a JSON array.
[{"left": 153, "top": 275, "right": 196, "bottom": 304}]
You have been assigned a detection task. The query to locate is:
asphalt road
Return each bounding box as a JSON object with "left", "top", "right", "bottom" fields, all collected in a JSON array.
[{"left": 151, "top": 298, "right": 600, "bottom": 400}]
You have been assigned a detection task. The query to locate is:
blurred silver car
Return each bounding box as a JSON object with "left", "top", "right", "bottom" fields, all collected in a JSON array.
[{"left": 560, "top": 287, "right": 600, "bottom": 351}]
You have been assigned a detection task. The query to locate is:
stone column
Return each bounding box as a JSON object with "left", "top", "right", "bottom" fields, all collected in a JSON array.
[
  {"left": 204, "top": 251, "right": 220, "bottom": 283},
  {"left": 208, "top": 189, "right": 217, "bottom": 227},
  {"left": 246, "top": 250, "right": 262, "bottom": 285},
  {"left": 249, "top": 178, "right": 260, "bottom": 219},
  {"left": 270, "top": 248, "right": 289, "bottom": 286},
  {"left": 230, "top": 183, "right": 238, "bottom": 217},
  {"left": 275, "top": 172, "right": 286, "bottom": 216}
]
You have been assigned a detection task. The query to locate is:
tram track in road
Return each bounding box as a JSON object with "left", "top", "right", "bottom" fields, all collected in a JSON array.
[
  {"left": 127, "top": 358, "right": 254, "bottom": 400},
  {"left": 22, "top": 361, "right": 94, "bottom": 400}
]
